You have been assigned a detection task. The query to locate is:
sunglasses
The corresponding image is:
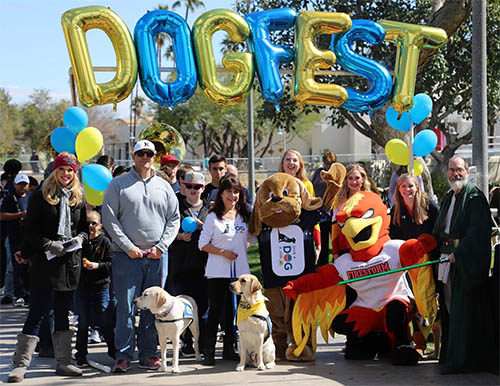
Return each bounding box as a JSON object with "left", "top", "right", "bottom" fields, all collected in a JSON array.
[
  {"left": 89, "top": 221, "right": 100, "bottom": 226},
  {"left": 135, "top": 150, "right": 154, "bottom": 158},
  {"left": 185, "top": 184, "right": 202, "bottom": 190}
]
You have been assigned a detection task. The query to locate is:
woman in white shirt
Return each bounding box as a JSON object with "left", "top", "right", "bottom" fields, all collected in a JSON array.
[{"left": 199, "top": 175, "right": 255, "bottom": 366}]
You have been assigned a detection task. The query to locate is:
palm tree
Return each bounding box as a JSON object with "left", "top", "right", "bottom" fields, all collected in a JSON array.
[
  {"left": 155, "top": 4, "right": 170, "bottom": 69},
  {"left": 172, "top": 0, "right": 205, "bottom": 22}
]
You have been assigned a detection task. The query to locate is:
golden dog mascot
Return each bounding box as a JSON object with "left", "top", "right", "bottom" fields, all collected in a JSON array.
[
  {"left": 283, "top": 190, "right": 438, "bottom": 365},
  {"left": 249, "top": 164, "right": 345, "bottom": 361}
]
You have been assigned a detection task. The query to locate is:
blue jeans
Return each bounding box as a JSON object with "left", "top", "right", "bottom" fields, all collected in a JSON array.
[
  {"left": 112, "top": 251, "right": 168, "bottom": 362},
  {"left": 75, "top": 288, "right": 115, "bottom": 360}
]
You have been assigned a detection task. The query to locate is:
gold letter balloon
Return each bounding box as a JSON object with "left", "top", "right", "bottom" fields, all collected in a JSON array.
[
  {"left": 379, "top": 20, "right": 447, "bottom": 113},
  {"left": 61, "top": 6, "right": 137, "bottom": 108},
  {"left": 294, "top": 12, "right": 351, "bottom": 107},
  {"left": 192, "top": 9, "right": 254, "bottom": 106}
]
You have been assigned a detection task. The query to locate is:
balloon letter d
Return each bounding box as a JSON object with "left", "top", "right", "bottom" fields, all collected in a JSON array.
[{"left": 61, "top": 6, "right": 137, "bottom": 107}]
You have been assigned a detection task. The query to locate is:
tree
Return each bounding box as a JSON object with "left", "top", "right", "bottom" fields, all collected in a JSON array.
[
  {"left": 172, "top": 0, "right": 205, "bottom": 22},
  {"left": 152, "top": 86, "right": 320, "bottom": 158},
  {"left": 0, "top": 89, "right": 21, "bottom": 155},
  {"left": 20, "top": 89, "right": 70, "bottom": 151},
  {"left": 234, "top": 0, "right": 497, "bottom": 171}
]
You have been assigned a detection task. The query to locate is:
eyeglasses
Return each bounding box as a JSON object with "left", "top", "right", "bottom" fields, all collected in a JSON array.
[
  {"left": 185, "top": 184, "right": 202, "bottom": 190},
  {"left": 89, "top": 221, "right": 99, "bottom": 226},
  {"left": 135, "top": 150, "right": 154, "bottom": 158},
  {"left": 448, "top": 167, "right": 466, "bottom": 174}
]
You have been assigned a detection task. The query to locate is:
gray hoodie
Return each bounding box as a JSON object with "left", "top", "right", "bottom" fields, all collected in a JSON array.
[{"left": 102, "top": 167, "right": 180, "bottom": 254}]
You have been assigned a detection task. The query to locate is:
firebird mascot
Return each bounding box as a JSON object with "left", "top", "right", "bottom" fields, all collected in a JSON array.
[
  {"left": 249, "top": 164, "right": 346, "bottom": 361},
  {"left": 284, "top": 191, "right": 438, "bottom": 365}
]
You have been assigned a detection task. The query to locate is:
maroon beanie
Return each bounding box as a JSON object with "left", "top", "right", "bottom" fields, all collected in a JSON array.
[{"left": 53, "top": 154, "right": 78, "bottom": 173}]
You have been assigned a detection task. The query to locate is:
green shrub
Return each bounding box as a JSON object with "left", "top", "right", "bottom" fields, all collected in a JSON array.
[{"left": 431, "top": 171, "right": 450, "bottom": 204}]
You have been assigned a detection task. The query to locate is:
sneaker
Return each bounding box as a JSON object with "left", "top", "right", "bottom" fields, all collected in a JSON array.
[
  {"left": 112, "top": 359, "right": 131, "bottom": 373},
  {"left": 1, "top": 296, "right": 13, "bottom": 305},
  {"left": 181, "top": 344, "right": 196, "bottom": 358},
  {"left": 76, "top": 358, "right": 89, "bottom": 368},
  {"left": 89, "top": 329, "right": 102, "bottom": 344},
  {"left": 14, "top": 298, "right": 25, "bottom": 307},
  {"left": 138, "top": 356, "right": 161, "bottom": 370}
]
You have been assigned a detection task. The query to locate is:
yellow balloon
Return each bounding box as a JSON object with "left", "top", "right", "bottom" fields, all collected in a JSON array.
[
  {"left": 408, "top": 159, "right": 424, "bottom": 176},
  {"left": 84, "top": 182, "right": 105, "bottom": 206},
  {"left": 294, "top": 11, "right": 351, "bottom": 107},
  {"left": 379, "top": 20, "right": 447, "bottom": 112},
  {"left": 61, "top": 6, "right": 137, "bottom": 108},
  {"left": 75, "top": 127, "right": 103, "bottom": 163},
  {"left": 192, "top": 9, "right": 254, "bottom": 106},
  {"left": 385, "top": 139, "right": 409, "bottom": 166}
]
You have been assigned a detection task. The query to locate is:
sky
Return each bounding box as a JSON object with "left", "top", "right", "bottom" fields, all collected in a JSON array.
[{"left": 0, "top": 0, "right": 229, "bottom": 117}]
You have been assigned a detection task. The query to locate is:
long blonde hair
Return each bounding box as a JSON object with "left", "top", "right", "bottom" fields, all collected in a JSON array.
[
  {"left": 279, "top": 149, "right": 308, "bottom": 182},
  {"left": 392, "top": 173, "right": 429, "bottom": 226},
  {"left": 42, "top": 154, "right": 83, "bottom": 207},
  {"left": 334, "top": 163, "right": 370, "bottom": 208}
]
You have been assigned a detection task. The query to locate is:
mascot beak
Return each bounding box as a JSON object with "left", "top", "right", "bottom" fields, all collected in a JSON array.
[{"left": 341, "top": 215, "right": 382, "bottom": 251}]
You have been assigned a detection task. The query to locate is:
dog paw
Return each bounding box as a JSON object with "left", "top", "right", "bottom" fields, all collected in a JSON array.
[
  {"left": 257, "top": 363, "right": 266, "bottom": 371},
  {"left": 171, "top": 367, "right": 180, "bottom": 373},
  {"left": 159, "top": 366, "right": 167, "bottom": 372},
  {"left": 195, "top": 355, "right": 202, "bottom": 362},
  {"left": 265, "top": 361, "right": 275, "bottom": 369},
  {"left": 235, "top": 364, "right": 245, "bottom": 372}
]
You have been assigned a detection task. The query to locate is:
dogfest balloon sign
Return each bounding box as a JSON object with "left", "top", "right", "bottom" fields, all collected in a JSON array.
[{"left": 62, "top": 6, "right": 447, "bottom": 112}]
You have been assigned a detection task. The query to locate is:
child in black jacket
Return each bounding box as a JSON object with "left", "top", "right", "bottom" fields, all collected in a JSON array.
[{"left": 74, "top": 210, "right": 115, "bottom": 366}]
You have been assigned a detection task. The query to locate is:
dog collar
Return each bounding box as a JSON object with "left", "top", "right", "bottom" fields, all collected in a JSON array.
[{"left": 156, "top": 301, "right": 175, "bottom": 320}]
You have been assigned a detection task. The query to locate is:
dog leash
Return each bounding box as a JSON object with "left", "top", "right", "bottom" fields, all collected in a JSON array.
[{"left": 230, "top": 261, "right": 238, "bottom": 344}]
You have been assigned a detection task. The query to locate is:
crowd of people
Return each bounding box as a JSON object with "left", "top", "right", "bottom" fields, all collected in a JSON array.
[{"left": 0, "top": 144, "right": 498, "bottom": 382}]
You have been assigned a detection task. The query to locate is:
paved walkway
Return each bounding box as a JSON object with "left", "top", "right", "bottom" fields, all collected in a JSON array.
[{"left": 0, "top": 305, "right": 498, "bottom": 385}]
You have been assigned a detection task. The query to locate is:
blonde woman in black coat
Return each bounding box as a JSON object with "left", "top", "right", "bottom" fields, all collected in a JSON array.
[{"left": 8, "top": 153, "right": 88, "bottom": 383}]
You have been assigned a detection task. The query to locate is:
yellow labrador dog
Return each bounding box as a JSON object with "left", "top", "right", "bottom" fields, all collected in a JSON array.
[
  {"left": 134, "top": 286, "right": 201, "bottom": 373},
  {"left": 230, "top": 274, "right": 276, "bottom": 372}
]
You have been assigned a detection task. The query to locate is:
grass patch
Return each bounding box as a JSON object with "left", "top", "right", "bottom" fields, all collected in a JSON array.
[{"left": 248, "top": 244, "right": 263, "bottom": 283}]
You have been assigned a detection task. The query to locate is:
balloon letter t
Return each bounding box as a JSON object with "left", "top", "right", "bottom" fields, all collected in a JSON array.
[{"left": 379, "top": 20, "right": 447, "bottom": 112}]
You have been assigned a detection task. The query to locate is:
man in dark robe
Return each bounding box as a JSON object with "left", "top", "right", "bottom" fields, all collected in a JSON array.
[{"left": 433, "top": 156, "right": 498, "bottom": 374}]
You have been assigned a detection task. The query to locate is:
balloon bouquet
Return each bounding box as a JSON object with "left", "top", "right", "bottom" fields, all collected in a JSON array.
[
  {"left": 50, "top": 106, "right": 112, "bottom": 206},
  {"left": 384, "top": 93, "right": 438, "bottom": 175}
]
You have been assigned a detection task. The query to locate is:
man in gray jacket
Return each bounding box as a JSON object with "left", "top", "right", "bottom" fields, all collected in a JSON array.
[{"left": 102, "top": 140, "right": 180, "bottom": 373}]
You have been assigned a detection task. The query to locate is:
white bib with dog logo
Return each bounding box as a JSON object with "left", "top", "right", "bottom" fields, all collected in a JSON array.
[{"left": 270, "top": 225, "right": 304, "bottom": 276}]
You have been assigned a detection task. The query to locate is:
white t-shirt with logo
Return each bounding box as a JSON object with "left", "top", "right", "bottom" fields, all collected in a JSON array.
[
  {"left": 334, "top": 240, "right": 412, "bottom": 309},
  {"left": 199, "top": 212, "right": 257, "bottom": 279}
]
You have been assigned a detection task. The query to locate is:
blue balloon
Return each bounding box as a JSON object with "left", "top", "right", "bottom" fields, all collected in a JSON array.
[
  {"left": 63, "top": 107, "right": 88, "bottom": 133},
  {"left": 410, "top": 93, "right": 433, "bottom": 124},
  {"left": 386, "top": 106, "right": 412, "bottom": 131},
  {"left": 414, "top": 129, "right": 438, "bottom": 157},
  {"left": 50, "top": 127, "right": 76, "bottom": 155},
  {"left": 332, "top": 20, "right": 393, "bottom": 113},
  {"left": 245, "top": 9, "right": 297, "bottom": 107},
  {"left": 82, "top": 164, "right": 113, "bottom": 191},
  {"left": 182, "top": 216, "right": 198, "bottom": 233},
  {"left": 135, "top": 10, "right": 197, "bottom": 109}
]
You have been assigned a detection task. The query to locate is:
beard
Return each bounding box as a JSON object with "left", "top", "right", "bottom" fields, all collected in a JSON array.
[{"left": 448, "top": 175, "right": 468, "bottom": 192}]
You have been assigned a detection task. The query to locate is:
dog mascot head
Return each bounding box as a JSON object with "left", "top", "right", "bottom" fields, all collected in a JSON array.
[{"left": 249, "top": 173, "right": 323, "bottom": 235}]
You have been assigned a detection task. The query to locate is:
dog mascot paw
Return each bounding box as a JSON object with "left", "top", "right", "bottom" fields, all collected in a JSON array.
[{"left": 284, "top": 191, "right": 438, "bottom": 365}]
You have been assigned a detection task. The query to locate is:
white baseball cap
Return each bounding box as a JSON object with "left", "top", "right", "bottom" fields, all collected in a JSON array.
[
  {"left": 14, "top": 173, "right": 30, "bottom": 185},
  {"left": 133, "top": 140, "right": 156, "bottom": 154}
]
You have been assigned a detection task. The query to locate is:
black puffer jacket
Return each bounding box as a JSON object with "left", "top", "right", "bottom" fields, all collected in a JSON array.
[
  {"left": 22, "top": 189, "right": 88, "bottom": 291},
  {"left": 170, "top": 198, "right": 210, "bottom": 278}
]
